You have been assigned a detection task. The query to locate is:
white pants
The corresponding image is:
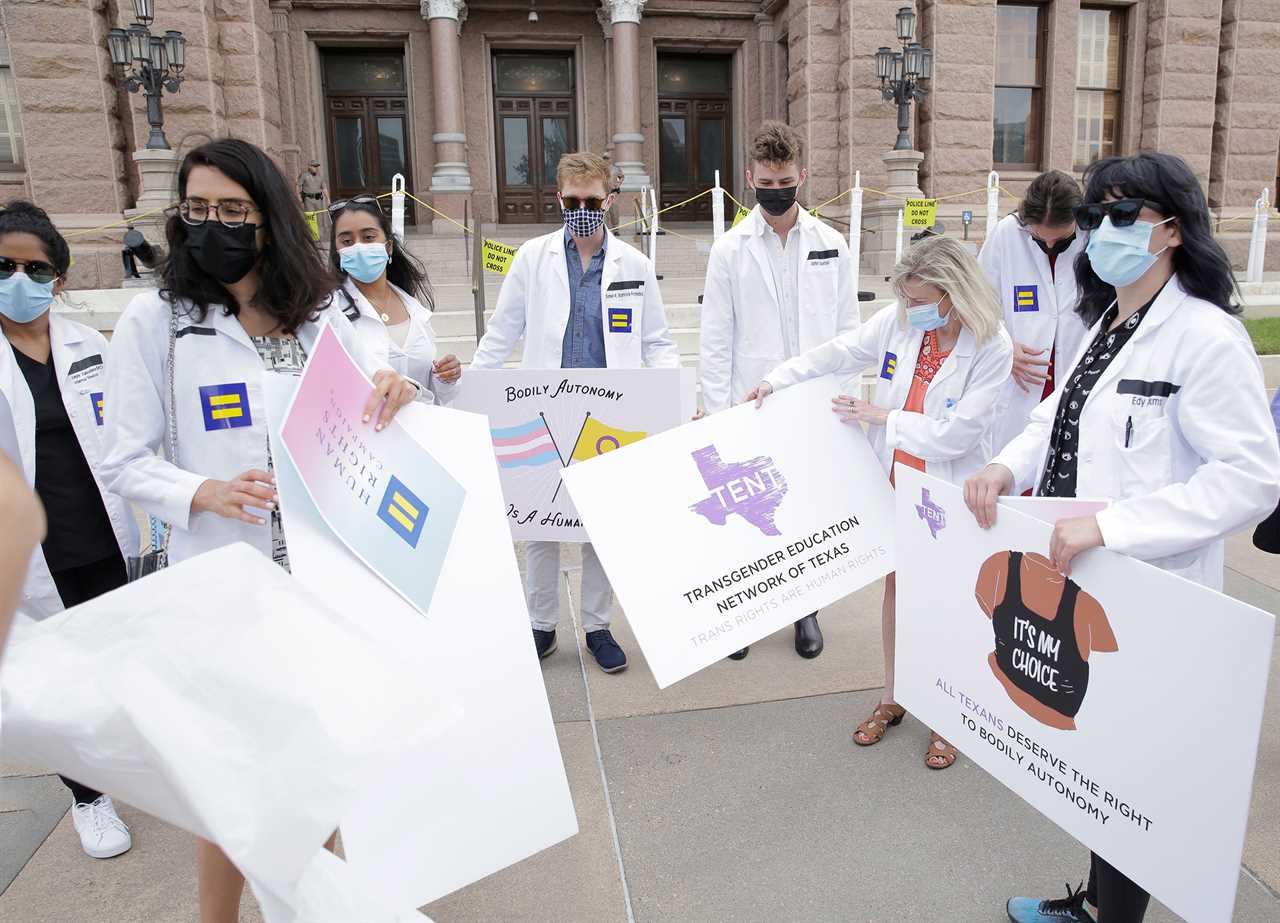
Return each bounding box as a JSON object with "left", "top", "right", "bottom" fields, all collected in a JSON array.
[{"left": 525, "top": 541, "right": 613, "bottom": 633}]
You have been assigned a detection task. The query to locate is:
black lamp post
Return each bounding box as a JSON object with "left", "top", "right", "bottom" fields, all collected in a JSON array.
[
  {"left": 106, "top": 1, "right": 185, "bottom": 151},
  {"left": 875, "top": 6, "right": 933, "bottom": 151}
]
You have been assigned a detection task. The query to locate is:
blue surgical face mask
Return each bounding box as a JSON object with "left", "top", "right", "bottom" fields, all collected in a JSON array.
[
  {"left": 0, "top": 272, "right": 56, "bottom": 323},
  {"left": 1085, "top": 215, "right": 1173, "bottom": 288},
  {"left": 906, "top": 300, "right": 949, "bottom": 332},
  {"left": 339, "top": 241, "right": 391, "bottom": 284}
]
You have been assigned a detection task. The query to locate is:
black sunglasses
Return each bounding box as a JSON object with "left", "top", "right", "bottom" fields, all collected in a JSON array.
[
  {"left": 560, "top": 195, "right": 610, "bottom": 211},
  {"left": 0, "top": 256, "right": 58, "bottom": 284},
  {"left": 328, "top": 195, "right": 381, "bottom": 215},
  {"left": 1073, "top": 198, "right": 1167, "bottom": 231}
]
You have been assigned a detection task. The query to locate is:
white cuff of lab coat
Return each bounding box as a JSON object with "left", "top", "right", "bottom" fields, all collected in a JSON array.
[
  {"left": 885, "top": 409, "right": 902, "bottom": 450},
  {"left": 163, "top": 469, "right": 209, "bottom": 532}
]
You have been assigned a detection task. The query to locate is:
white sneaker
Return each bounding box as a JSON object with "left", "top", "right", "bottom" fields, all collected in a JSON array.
[{"left": 70, "top": 795, "right": 132, "bottom": 859}]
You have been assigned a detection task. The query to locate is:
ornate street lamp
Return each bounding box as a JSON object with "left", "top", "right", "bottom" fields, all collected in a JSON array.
[
  {"left": 106, "top": 1, "right": 185, "bottom": 150},
  {"left": 876, "top": 6, "right": 933, "bottom": 151}
]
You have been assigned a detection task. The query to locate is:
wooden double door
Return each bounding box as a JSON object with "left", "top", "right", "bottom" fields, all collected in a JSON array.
[
  {"left": 493, "top": 52, "right": 576, "bottom": 224},
  {"left": 657, "top": 54, "right": 733, "bottom": 222}
]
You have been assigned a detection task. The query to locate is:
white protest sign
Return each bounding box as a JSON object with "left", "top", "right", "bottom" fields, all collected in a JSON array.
[
  {"left": 264, "top": 378, "right": 577, "bottom": 909},
  {"left": 894, "top": 468, "right": 1274, "bottom": 923},
  {"left": 449, "top": 368, "right": 692, "bottom": 541},
  {"left": 562, "top": 375, "right": 896, "bottom": 687}
]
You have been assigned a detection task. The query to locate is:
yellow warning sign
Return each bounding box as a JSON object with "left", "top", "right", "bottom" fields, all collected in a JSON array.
[
  {"left": 730, "top": 206, "right": 751, "bottom": 228},
  {"left": 304, "top": 211, "right": 321, "bottom": 241},
  {"left": 482, "top": 239, "right": 518, "bottom": 274},
  {"left": 903, "top": 198, "right": 938, "bottom": 229}
]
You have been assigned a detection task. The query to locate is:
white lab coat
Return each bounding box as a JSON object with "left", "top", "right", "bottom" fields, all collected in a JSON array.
[
  {"left": 992, "top": 276, "right": 1280, "bottom": 590},
  {"left": 339, "top": 277, "right": 458, "bottom": 404},
  {"left": 470, "top": 228, "right": 680, "bottom": 370},
  {"left": 99, "top": 290, "right": 391, "bottom": 567},
  {"left": 978, "top": 214, "right": 1090, "bottom": 452},
  {"left": 765, "top": 303, "right": 1014, "bottom": 484},
  {"left": 699, "top": 205, "right": 860, "bottom": 413},
  {"left": 0, "top": 313, "right": 138, "bottom": 618}
]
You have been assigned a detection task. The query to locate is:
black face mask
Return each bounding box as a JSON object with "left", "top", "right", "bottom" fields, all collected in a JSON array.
[
  {"left": 1032, "top": 233, "right": 1075, "bottom": 257},
  {"left": 185, "top": 221, "right": 260, "bottom": 285},
  {"left": 754, "top": 185, "right": 798, "bottom": 217}
]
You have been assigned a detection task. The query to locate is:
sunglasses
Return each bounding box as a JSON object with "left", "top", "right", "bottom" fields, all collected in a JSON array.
[
  {"left": 0, "top": 256, "right": 58, "bottom": 284},
  {"left": 1073, "top": 198, "right": 1167, "bottom": 231},
  {"left": 328, "top": 195, "right": 381, "bottom": 215},
  {"left": 560, "top": 196, "right": 610, "bottom": 211}
]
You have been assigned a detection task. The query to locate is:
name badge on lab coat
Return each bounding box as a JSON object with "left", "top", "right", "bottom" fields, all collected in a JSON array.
[
  {"left": 605, "top": 280, "right": 643, "bottom": 333},
  {"left": 67, "top": 354, "right": 104, "bottom": 394}
]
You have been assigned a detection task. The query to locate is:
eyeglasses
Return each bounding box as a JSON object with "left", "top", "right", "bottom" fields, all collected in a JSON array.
[
  {"left": 1073, "top": 198, "right": 1167, "bottom": 231},
  {"left": 328, "top": 195, "right": 381, "bottom": 215},
  {"left": 175, "top": 199, "right": 260, "bottom": 228},
  {"left": 560, "top": 196, "right": 609, "bottom": 211},
  {"left": 0, "top": 256, "right": 59, "bottom": 284}
]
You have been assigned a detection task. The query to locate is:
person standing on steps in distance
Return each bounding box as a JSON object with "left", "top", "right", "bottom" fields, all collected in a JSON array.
[
  {"left": 964, "top": 152, "right": 1280, "bottom": 923},
  {"left": 297, "top": 159, "right": 327, "bottom": 213},
  {"left": 978, "top": 170, "right": 1089, "bottom": 457},
  {"left": 328, "top": 195, "right": 462, "bottom": 404},
  {"left": 699, "top": 120, "right": 859, "bottom": 661},
  {"left": 99, "top": 138, "right": 421, "bottom": 923},
  {"left": 470, "top": 152, "right": 679, "bottom": 675},
  {"left": 748, "top": 236, "right": 1012, "bottom": 770},
  {"left": 0, "top": 201, "right": 139, "bottom": 860}
]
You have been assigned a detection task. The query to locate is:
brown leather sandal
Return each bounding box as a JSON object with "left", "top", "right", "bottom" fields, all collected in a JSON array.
[
  {"left": 925, "top": 732, "right": 958, "bottom": 770},
  {"left": 852, "top": 703, "right": 906, "bottom": 746}
]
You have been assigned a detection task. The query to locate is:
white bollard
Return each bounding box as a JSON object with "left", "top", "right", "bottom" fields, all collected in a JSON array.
[
  {"left": 391, "top": 173, "right": 406, "bottom": 242},
  {"left": 649, "top": 187, "right": 659, "bottom": 271},
  {"left": 712, "top": 169, "right": 726, "bottom": 240},
  {"left": 986, "top": 170, "right": 999, "bottom": 243},
  {"left": 895, "top": 208, "right": 904, "bottom": 264},
  {"left": 848, "top": 170, "right": 863, "bottom": 296},
  {"left": 1247, "top": 188, "right": 1270, "bottom": 284}
]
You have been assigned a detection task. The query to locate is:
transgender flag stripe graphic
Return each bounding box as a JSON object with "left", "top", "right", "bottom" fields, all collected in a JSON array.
[{"left": 491, "top": 417, "right": 560, "bottom": 468}]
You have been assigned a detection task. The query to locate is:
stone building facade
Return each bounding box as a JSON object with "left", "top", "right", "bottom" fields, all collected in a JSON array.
[{"left": 0, "top": 0, "right": 1276, "bottom": 288}]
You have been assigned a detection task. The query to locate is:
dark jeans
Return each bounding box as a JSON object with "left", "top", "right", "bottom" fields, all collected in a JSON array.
[
  {"left": 1086, "top": 852, "right": 1150, "bottom": 923},
  {"left": 49, "top": 554, "right": 128, "bottom": 806}
]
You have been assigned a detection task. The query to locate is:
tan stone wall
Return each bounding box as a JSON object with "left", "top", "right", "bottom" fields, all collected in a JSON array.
[{"left": 1209, "top": 0, "right": 1280, "bottom": 207}]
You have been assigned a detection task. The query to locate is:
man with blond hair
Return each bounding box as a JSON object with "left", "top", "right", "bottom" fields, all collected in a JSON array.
[{"left": 472, "top": 152, "right": 679, "bottom": 674}]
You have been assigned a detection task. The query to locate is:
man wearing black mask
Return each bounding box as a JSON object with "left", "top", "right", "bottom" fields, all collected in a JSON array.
[{"left": 699, "top": 121, "right": 860, "bottom": 662}]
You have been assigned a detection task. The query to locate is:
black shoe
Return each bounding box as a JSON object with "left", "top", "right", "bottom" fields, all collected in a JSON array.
[
  {"left": 532, "top": 628, "right": 557, "bottom": 659},
  {"left": 585, "top": 629, "right": 628, "bottom": 673},
  {"left": 794, "top": 613, "right": 823, "bottom": 658},
  {"left": 727, "top": 647, "right": 750, "bottom": 660}
]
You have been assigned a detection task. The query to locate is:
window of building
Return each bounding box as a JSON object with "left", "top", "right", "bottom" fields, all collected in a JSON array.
[
  {"left": 0, "top": 30, "right": 22, "bottom": 167},
  {"left": 1074, "top": 6, "right": 1124, "bottom": 168},
  {"left": 993, "top": 3, "right": 1045, "bottom": 170}
]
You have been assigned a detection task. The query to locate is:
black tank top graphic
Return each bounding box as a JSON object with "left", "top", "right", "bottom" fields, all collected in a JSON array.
[{"left": 991, "top": 552, "right": 1089, "bottom": 719}]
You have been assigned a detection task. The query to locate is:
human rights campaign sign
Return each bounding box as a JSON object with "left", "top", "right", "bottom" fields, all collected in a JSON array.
[{"left": 279, "top": 323, "right": 465, "bottom": 616}]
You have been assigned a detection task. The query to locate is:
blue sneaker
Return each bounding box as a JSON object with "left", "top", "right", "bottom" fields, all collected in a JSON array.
[
  {"left": 532, "top": 628, "right": 557, "bottom": 659},
  {"left": 585, "top": 630, "right": 628, "bottom": 673},
  {"left": 1007, "top": 884, "right": 1095, "bottom": 923}
]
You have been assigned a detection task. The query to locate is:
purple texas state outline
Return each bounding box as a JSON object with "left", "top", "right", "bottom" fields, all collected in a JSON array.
[{"left": 688, "top": 445, "right": 789, "bottom": 536}]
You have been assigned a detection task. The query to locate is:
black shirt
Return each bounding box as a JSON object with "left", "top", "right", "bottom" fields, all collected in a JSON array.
[
  {"left": 11, "top": 344, "right": 119, "bottom": 571},
  {"left": 1035, "top": 295, "right": 1157, "bottom": 498}
]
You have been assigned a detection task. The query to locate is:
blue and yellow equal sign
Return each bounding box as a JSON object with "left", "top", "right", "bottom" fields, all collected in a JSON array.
[
  {"left": 90, "top": 391, "right": 104, "bottom": 426},
  {"left": 880, "top": 351, "right": 898, "bottom": 380},
  {"left": 1013, "top": 284, "right": 1039, "bottom": 313},
  {"left": 609, "top": 308, "right": 633, "bottom": 332},
  {"left": 378, "top": 475, "right": 428, "bottom": 549},
  {"left": 198, "top": 382, "right": 253, "bottom": 430}
]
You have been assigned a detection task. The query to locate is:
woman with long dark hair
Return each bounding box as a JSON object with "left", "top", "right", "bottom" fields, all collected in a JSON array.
[
  {"left": 99, "top": 138, "right": 420, "bottom": 923},
  {"left": 965, "top": 153, "right": 1279, "bottom": 923},
  {"left": 327, "top": 195, "right": 461, "bottom": 401}
]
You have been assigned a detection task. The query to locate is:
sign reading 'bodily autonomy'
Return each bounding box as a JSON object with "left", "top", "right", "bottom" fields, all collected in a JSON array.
[{"left": 563, "top": 375, "right": 896, "bottom": 687}]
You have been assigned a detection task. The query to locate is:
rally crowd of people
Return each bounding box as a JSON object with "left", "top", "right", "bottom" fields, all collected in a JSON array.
[{"left": 1, "top": 115, "right": 1277, "bottom": 922}]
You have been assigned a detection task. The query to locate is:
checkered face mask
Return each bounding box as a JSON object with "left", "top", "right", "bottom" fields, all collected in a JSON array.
[{"left": 563, "top": 205, "right": 607, "bottom": 238}]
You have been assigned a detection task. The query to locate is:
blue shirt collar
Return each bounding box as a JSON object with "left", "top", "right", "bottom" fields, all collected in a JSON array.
[{"left": 565, "top": 226, "right": 608, "bottom": 258}]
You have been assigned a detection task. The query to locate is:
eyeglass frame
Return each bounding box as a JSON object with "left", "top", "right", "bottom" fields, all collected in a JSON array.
[
  {"left": 327, "top": 195, "right": 382, "bottom": 216},
  {"left": 558, "top": 194, "right": 613, "bottom": 212},
  {"left": 1073, "top": 198, "right": 1168, "bottom": 231},
  {"left": 0, "top": 256, "right": 60, "bottom": 285},
  {"left": 173, "top": 198, "right": 263, "bottom": 228}
]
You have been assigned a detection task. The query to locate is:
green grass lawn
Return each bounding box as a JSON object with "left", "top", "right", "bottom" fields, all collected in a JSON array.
[{"left": 1246, "top": 317, "right": 1280, "bottom": 355}]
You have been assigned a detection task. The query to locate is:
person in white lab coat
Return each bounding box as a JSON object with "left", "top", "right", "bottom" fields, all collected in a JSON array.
[
  {"left": 978, "top": 170, "right": 1090, "bottom": 454},
  {"left": 327, "top": 194, "right": 462, "bottom": 402},
  {"left": 964, "top": 152, "right": 1280, "bottom": 923},
  {"left": 699, "top": 120, "right": 860, "bottom": 660},
  {"left": 0, "top": 201, "right": 139, "bottom": 858},
  {"left": 750, "top": 236, "right": 1012, "bottom": 770},
  {"left": 471, "top": 151, "right": 679, "bottom": 674},
  {"left": 99, "top": 138, "right": 419, "bottom": 923}
]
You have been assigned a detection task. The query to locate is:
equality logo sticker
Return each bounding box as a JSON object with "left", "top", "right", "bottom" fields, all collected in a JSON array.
[
  {"left": 1014, "top": 284, "right": 1039, "bottom": 313},
  {"left": 90, "top": 391, "right": 104, "bottom": 426},
  {"left": 378, "top": 475, "right": 428, "bottom": 549},
  {"left": 688, "top": 444, "right": 788, "bottom": 537},
  {"left": 199, "top": 382, "right": 252, "bottom": 431},
  {"left": 880, "top": 351, "right": 897, "bottom": 380},
  {"left": 915, "top": 487, "right": 945, "bottom": 538},
  {"left": 608, "top": 307, "right": 633, "bottom": 333}
]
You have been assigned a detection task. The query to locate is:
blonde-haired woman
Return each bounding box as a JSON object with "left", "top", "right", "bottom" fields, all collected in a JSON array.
[{"left": 749, "top": 236, "right": 1013, "bottom": 768}]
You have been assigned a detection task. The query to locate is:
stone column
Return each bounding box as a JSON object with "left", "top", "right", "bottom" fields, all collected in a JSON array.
[
  {"left": 862, "top": 149, "right": 924, "bottom": 277},
  {"left": 270, "top": 2, "right": 301, "bottom": 180},
  {"left": 755, "top": 14, "right": 777, "bottom": 124},
  {"left": 422, "top": 0, "right": 473, "bottom": 199},
  {"left": 603, "top": 0, "right": 650, "bottom": 192}
]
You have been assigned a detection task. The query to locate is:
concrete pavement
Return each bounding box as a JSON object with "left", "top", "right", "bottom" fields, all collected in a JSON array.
[{"left": 2, "top": 536, "right": 1278, "bottom": 922}]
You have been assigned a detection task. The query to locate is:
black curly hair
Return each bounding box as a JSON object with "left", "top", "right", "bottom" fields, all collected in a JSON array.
[{"left": 0, "top": 200, "right": 71, "bottom": 276}]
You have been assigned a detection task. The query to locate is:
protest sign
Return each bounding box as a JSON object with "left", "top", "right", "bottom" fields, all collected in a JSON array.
[
  {"left": 450, "top": 367, "right": 692, "bottom": 541},
  {"left": 266, "top": 377, "right": 576, "bottom": 908},
  {"left": 894, "top": 467, "right": 1274, "bottom": 923},
  {"left": 562, "top": 375, "right": 896, "bottom": 687},
  {"left": 279, "top": 322, "right": 465, "bottom": 616}
]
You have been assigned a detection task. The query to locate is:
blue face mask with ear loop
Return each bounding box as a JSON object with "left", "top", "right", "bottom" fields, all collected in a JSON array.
[
  {"left": 339, "top": 241, "right": 391, "bottom": 284},
  {"left": 906, "top": 298, "right": 950, "bottom": 332},
  {"left": 1085, "top": 214, "right": 1174, "bottom": 288},
  {"left": 0, "top": 271, "right": 56, "bottom": 323}
]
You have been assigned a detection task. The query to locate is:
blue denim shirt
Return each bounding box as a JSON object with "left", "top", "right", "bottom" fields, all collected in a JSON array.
[{"left": 560, "top": 229, "right": 608, "bottom": 368}]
